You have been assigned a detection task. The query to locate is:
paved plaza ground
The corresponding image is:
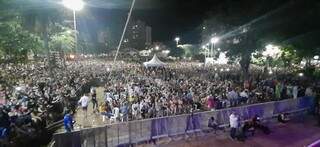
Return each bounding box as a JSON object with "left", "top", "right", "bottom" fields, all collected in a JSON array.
[
  {"left": 73, "top": 87, "right": 107, "bottom": 129},
  {"left": 138, "top": 118, "right": 320, "bottom": 147}
]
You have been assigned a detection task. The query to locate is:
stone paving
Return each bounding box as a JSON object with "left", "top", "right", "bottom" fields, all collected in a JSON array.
[
  {"left": 73, "top": 87, "right": 108, "bottom": 129},
  {"left": 137, "top": 118, "right": 320, "bottom": 147}
]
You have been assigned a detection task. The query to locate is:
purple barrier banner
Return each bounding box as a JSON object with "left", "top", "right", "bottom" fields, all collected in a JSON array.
[
  {"left": 185, "top": 113, "right": 201, "bottom": 132},
  {"left": 151, "top": 117, "right": 168, "bottom": 138},
  {"left": 53, "top": 97, "right": 315, "bottom": 147}
]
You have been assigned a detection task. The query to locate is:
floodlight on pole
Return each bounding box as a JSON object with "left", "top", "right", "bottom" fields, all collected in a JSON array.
[
  {"left": 202, "top": 45, "right": 207, "bottom": 58},
  {"left": 210, "top": 37, "right": 219, "bottom": 58},
  {"left": 62, "top": 0, "right": 84, "bottom": 55},
  {"left": 210, "top": 37, "right": 219, "bottom": 44},
  {"left": 298, "top": 72, "right": 304, "bottom": 77},
  {"left": 62, "top": 0, "right": 84, "bottom": 11},
  {"left": 175, "top": 37, "right": 180, "bottom": 46}
]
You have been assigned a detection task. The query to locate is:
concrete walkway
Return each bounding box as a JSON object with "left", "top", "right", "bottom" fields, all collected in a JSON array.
[
  {"left": 138, "top": 118, "right": 320, "bottom": 147},
  {"left": 73, "top": 87, "right": 107, "bottom": 129}
]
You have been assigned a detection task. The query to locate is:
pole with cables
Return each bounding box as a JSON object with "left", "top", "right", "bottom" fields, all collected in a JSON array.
[
  {"left": 108, "top": 0, "right": 136, "bottom": 79},
  {"left": 106, "top": 0, "right": 136, "bottom": 145}
]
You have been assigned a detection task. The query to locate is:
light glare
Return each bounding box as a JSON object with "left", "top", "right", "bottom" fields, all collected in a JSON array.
[
  {"left": 210, "top": 37, "right": 219, "bottom": 44},
  {"left": 262, "top": 44, "right": 281, "bottom": 57},
  {"left": 175, "top": 37, "right": 180, "bottom": 42},
  {"left": 298, "top": 73, "right": 304, "bottom": 77},
  {"left": 62, "top": 0, "right": 84, "bottom": 11}
]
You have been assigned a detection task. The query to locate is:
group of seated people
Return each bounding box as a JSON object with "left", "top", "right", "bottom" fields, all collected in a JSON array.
[{"left": 207, "top": 112, "right": 292, "bottom": 142}]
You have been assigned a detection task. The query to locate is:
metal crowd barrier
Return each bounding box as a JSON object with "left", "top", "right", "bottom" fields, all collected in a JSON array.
[{"left": 53, "top": 96, "right": 315, "bottom": 147}]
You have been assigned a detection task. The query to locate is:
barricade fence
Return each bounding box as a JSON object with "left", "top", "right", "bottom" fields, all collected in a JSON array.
[{"left": 54, "top": 96, "right": 315, "bottom": 147}]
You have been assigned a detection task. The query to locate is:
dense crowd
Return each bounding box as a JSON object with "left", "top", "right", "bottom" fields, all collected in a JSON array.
[
  {"left": 0, "top": 61, "right": 98, "bottom": 146},
  {"left": 0, "top": 59, "right": 318, "bottom": 146},
  {"left": 97, "top": 62, "right": 316, "bottom": 123}
]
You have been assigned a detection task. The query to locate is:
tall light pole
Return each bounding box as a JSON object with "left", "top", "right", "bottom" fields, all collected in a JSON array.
[
  {"left": 62, "top": 0, "right": 84, "bottom": 55},
  {"left": 210, "top": 37, "right": 219, "bottom": 58},
  {"left": 175, "top": 37, "right": 180, "bottom": 46},
  {"left": 202, "top": 45, "right": 207, "bottom": 58}
]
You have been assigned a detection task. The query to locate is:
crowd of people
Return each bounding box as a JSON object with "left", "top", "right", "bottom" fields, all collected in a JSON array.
[
  {"left": 97, "top": 62, "right": 316, "bottom": 122},
  {"left": 0, "top": 61, "right": 101, "bottom": 146},
  {"left": 0, "top": 59, "right": 318, "bottom": 146}
]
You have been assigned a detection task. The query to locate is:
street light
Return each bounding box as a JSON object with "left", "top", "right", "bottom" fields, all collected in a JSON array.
[
  {"left": 62, "top": 0, "right": 84, "bottom": 11},
  {"left": 268, "top": 70, "right": 273, "bottom": 75},
  {"left": 298, "top": 72, "right": 304, "bottom": 77},
  {"left": 175, "top": 37, "right": 180, "bottom": 46},
  {"left": 202, "top": 45, "right": 208, "bottom": 58},
  {"left": 210, "top": 37, "right": 219, "bottom": 58},
  {"left": 62, "top": 0, "right": 84, "bottom": 54}
]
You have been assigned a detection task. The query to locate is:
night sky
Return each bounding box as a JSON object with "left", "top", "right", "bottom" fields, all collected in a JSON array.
[
  {"left": 28, "top": 0, "right": 316, "bottom": 45},
  {"left": 79, "top": 0, "right": 223, "bottom": 43}
]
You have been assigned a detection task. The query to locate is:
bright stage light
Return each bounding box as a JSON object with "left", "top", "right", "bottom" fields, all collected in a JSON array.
[
  {"left": 62, "top": 0, "right": 84, "bottom": 11},
  {"left": 269, "top": 70, "right": 273, "bottom": 75},
  {"left": 175, "top": 37, "right": 180, "bottom": 42},
  {"left": 262, "top": 44, "right": 281, "bottom": 57},
  {"left": 69, "top": 54, "right": 75, "bottom": 59},
  {"left": 298, "top": 73, "right": 304, "bottom": 77},
  {"left": 210, "top": 37, "right": 219, "bottom": 44}
]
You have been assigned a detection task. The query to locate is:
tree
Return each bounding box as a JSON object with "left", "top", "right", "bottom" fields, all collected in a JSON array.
[
  {"left": 201, "top": 0, "right": 320, "bottom": 80},
  {"left": 20, "top": 1, "right": 64, "bottom": 69},
  {"left": 200, "top": 0, "right": 288, "bottom": 79},
  {"left": 49, "top": 27, "right": 75, "bottom": 53},
  {"left": 0, "top": 21, "right": 41, "bottom": 63}
]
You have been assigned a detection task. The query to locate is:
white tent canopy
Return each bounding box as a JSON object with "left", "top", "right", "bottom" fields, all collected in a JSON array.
[{"left": 143, "top": 54, "right": 166, "bottom": 67}]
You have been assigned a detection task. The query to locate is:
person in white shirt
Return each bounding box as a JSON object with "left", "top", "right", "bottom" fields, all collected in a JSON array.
[
  {"left": 227, "top": 89, "right": 239, "bottom": 107},
  {"left": 240, "top": 89, "right": 249, "bottom": 104},
  {"left": 131, "top": 102, "right": 139, "bottom": 119},
  {"left": 78, "top": 94, "right": 89, "bottom": 118},
  {"left": 113, "top": 106, "right": 120, "bottom": 119},
  {"left": 229, "top": 112, "right": 239, "bottom": 139},
  {"left": 105, "top": 91, "right": 113, "bottom": 103},
  {"left": 305, "top": 87, "right": 314, "bottom": 97},
  {"left": 293, "top": 85, "right": 298, "bottom": 99}
]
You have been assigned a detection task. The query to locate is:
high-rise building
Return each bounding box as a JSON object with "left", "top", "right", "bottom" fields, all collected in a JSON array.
[
  {"left": 146, "top": 26, "right": 152, "bottom": 46},
  {"left": 123, "top": 20, "right": 152, "bottom": 50}
]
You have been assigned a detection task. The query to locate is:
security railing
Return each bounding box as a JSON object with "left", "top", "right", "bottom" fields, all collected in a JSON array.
[{"left": 53, "top": 96, "right": 315, "bottom": 147}]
